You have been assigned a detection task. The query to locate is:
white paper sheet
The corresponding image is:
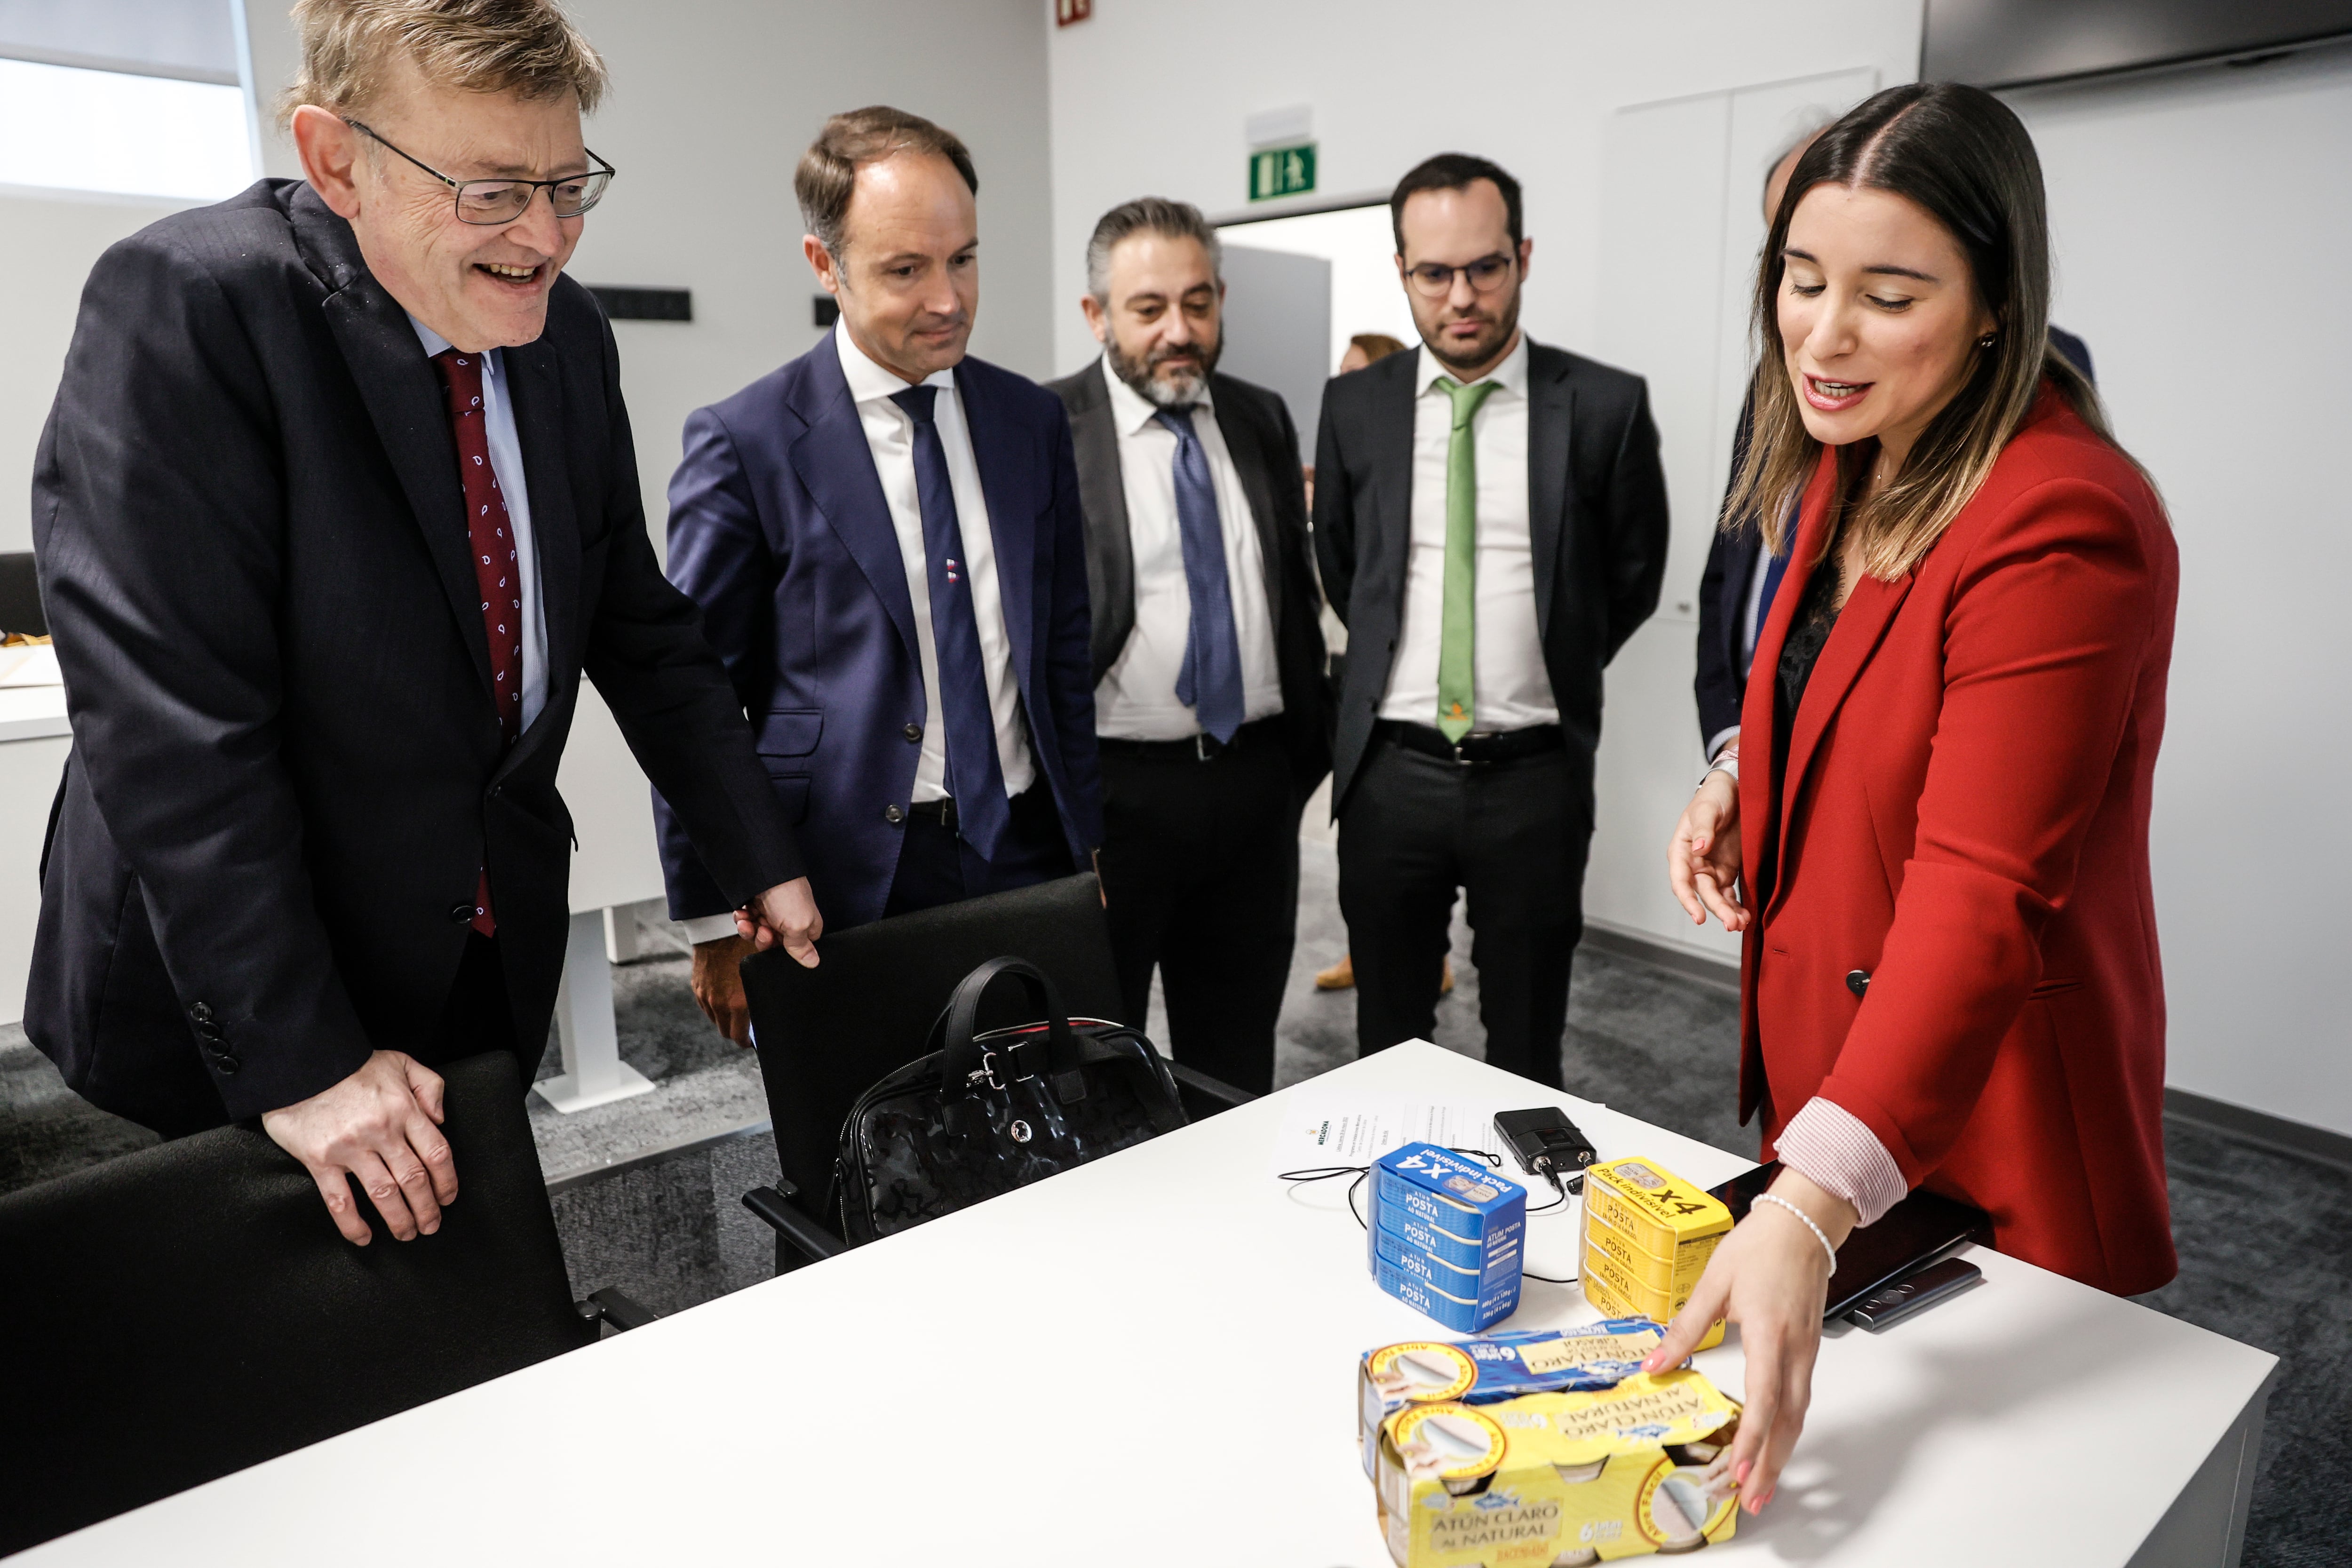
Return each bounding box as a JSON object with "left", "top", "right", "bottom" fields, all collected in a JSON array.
[{"left": 1269, "top": 1100, "right": 1502, "bottom": 1176}]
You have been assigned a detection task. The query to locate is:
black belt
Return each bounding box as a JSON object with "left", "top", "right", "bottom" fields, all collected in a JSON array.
[
  {"left": 1378, "top": 719, "right": 1564, "bottom": 765},
  {"left": 906, "top": 796, "right": 959, "bottom": 829},
  {"left": 1097, "top": 714, "right": 1284, "bottom": 762}
]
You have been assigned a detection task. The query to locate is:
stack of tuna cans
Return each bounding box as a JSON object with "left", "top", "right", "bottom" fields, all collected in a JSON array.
[
  {"left": 1367, "top": 1142, "right": 1527, "bottom": 1332},
  {"left": 1579, "top": 1155, "right": 1732, "bottom": 1350}
]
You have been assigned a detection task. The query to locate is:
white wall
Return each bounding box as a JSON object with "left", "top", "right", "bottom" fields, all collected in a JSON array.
[
  {"left": 0, "top": 190, "right": 193, "bottom": 555},
  {"left": 242, "top": 0, "right": 1056, "bottom": 553},
  {"left": 2006, "top": 48, "right": 2352, "bottom": 1138}
]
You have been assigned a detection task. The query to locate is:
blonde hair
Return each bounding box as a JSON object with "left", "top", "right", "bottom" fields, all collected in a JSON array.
[
  {"left": 1727, "top": 83, "right": 2122, "bottom": 580},
  {"left": 278, "top": 0, "right": 607, "bottom": 129}
]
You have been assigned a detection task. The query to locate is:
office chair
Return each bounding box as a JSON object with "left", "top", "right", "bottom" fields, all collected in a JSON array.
[
  {"left": 0, "top": 550, "right": 44, "bottom": 637},
  {"left": 737, "top": 871, "right": 1253, "bottom": 1270},
  {"left": 0, "top": 1051, "right": 651, "bottom": 1554}
]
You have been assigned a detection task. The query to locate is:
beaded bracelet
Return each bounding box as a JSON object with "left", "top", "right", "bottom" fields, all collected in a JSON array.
[{"left": 1753, "top": 1192, "right": 1839, "bottom": 1272}]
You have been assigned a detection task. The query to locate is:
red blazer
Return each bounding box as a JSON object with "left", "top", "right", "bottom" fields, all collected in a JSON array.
[{"left": 1739, "top": 389, "right": 2178, "bottom": 1296}]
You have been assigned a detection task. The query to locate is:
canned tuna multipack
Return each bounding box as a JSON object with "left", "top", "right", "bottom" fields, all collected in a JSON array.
[
  {"left": 1368, "top": 1143, "right": 1529, "bottom": 1331},
  {"left": 1356, "top": 1321, "right": 1669, "bottom": 1479},
  {"left": 1578, "top": 1156, "right": 1732, "bottom": 1351}
]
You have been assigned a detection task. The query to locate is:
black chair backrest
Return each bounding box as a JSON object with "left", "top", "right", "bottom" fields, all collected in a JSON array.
[
  {"left": 741, "top": 871, "right": 1126, "bottom": 1213},
  {"left": 0, "top": 550, "right": 45, "bottom": 637},
  {"left": 0, "top": 1052, "right": 588, "bottom": 1553}
]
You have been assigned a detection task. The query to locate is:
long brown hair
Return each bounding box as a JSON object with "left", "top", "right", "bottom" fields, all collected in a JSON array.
[{"left": 1726, "top": 82, "right": 2121, "bottom": 579}]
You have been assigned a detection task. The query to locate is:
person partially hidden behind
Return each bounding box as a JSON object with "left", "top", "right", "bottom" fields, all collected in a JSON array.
[
  {"left": 1049, "top": 198, "right": 1327, "bottom": 1096},
  {"left": 1656, "top": 84, "right": 2177, "bottom": 1518},
  {"left": 28, "top": 0, "right": 818, "bottom": 1246},
  {"left": 662, "top": 107, "right": 1102, "bottom": 1043}
]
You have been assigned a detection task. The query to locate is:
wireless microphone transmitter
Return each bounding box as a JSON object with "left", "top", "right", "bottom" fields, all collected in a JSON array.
[{"left": 1493, "top": 1107, "right": 1599, "bottom": 1192}]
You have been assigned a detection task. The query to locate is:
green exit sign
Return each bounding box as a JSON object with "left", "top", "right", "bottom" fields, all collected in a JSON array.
[{"left": 1248, "top": 143, "right": 1316, "bottom": 202}]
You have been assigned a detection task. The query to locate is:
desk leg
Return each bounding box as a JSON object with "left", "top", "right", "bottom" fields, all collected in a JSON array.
[
  {"left": 2124, "top": 1381, "right": 2271, "bottom": 1568},
  {"left": 604, "top": 903, "right": 644, "bottom": 963},
  {"left": 534, "top": 909, "right": 658, "bottom": 1114}
]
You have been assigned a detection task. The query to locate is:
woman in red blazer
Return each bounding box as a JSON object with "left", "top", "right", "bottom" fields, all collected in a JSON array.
[{"left": 1655, "top": 84, "right": 2177, "bottom": 1517}]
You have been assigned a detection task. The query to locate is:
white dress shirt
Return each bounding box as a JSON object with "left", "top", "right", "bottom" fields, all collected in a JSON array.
[
  {"left": 1093, "top": 358, "right": 1283, "bottom": 740},
  {"left": 834, "top": 323, "right": 1035, "bottom": 802},
  {"left": 1377, "top": 334, "right": 1558, "bottom": 732},
  {"left": 408, "top": 315, "right": 549, "bottom": 731}
]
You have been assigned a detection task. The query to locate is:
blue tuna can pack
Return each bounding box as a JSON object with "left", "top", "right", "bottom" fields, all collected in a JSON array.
[{"left": 1367, "top": 1142, "right": 1528, "bottom": 1331}]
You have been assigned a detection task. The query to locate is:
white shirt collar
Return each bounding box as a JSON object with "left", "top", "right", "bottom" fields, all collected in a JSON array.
[
  {"left": 1101, "top": 353, "right": 1216, "bottom": 437},
  {"left": 1415, "top": 330, "right": 1529, "bottom": 400},
  {"left": 835, "top": 320, "right": 956, "bottom": 403}
]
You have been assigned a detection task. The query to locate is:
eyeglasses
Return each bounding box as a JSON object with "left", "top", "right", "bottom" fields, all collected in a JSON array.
[
  {"left": 1404, "top": 252, "right": 1516, "bottom": 298},
  {"left": 344, "top": 119, "right": 615, "bottom": 224}
]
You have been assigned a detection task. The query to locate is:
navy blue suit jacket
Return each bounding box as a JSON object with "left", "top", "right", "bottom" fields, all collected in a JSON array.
[
  {"left": 654, "top": 338, "right": 1103, "bottom": 931},
  {"left": 1694, "top": 326, "right": 2095, "bottom": 745}
]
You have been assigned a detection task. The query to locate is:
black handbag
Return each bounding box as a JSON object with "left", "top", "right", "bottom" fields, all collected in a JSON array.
[{"left": 836, "top": 956, "right": 1189, "bottom": 1245}]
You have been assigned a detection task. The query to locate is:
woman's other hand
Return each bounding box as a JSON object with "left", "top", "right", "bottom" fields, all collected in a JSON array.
[
  {"left": 1670, "top": 764, "right": 1748, "bottom": 931},
  {"left": 1643, "top": 1170, "right": 1858, "bottom": 1516}
]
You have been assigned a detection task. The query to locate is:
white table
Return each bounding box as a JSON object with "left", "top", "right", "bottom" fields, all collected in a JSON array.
[
  {"left": 23, "top": 1041, "right": 2275, "bottom": 1566},
  {"left": 0, "top": 685, "right": 72, "bottom": 1028}
]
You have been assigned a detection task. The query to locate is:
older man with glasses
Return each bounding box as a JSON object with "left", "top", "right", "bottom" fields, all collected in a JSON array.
[
  {"left": 27, "top": 0, "right": 817, "bottom": 1248},
  {"left": 1313, "top": 152, "right": 1669, "bottom": 1088}
]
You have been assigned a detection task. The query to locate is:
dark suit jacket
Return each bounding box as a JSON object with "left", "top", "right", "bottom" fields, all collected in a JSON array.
[
  {"left": 28, "top": 180, "right": 803, "bottom": 1137},
  {"left": 1696, "top": 326, "right": 2096, "bottom": 746},
  {"left": 1312, "top": 339, "right": 1669, "bottom": 808},
  {"left": 1046, "top": 359, "right": 1329, "bottom": 796},
  {"left": 656, "top": 337, "right": 1103, "bottom": 932}
]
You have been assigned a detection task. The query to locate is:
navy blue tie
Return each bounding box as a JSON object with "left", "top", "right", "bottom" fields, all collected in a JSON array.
[
  {"left": 1153, "top": 406, "right": 1246, "bottom": 745},
  {"left": 1742, "top": 503, "right": 1796, "bottom": 677},
  {"left": 891, "top": 385, "right": 1009, "bottom": 862}
]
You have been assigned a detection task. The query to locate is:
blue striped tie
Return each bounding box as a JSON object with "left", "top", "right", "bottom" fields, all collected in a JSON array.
[{"left": 1154, "top": 406, "right": 1245, "bottom": 744}]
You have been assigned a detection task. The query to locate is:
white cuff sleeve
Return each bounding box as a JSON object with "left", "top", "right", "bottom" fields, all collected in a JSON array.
[
  {"left": 1704, "top": 725, "right": 1741, "bottom": 764},
  {"left": 1772, "top": 1096, "right": 1908, "bottom": 1229},
  {"left": 681, "top": 914, "right": 740, "bottom": 945}
]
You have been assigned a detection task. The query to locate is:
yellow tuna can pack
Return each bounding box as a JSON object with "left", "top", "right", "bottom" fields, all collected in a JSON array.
[
  {"left": 1578, "top": 1158, "right": 1732, "bottom": 1351},
  {"left": 1373, "top": 1370, "right": 1743, "bottom": 1565}
]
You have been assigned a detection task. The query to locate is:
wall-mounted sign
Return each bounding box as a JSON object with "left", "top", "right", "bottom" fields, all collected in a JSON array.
[
  {"left": 1056, "top": 0, "right": 1092, "bottom": 24},
  {"left": 1248, "top": 143, "right": 1316, "bottom": 202}
]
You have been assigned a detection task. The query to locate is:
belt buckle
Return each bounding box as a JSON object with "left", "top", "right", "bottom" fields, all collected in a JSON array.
[
  {"left": 1196, "top": 733, "right": 1212, "bottom": 762},
  {"left": 940, "top": 795, "right": 959, "bottom": 832}
]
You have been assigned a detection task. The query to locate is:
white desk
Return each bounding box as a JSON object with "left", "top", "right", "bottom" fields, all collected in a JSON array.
[
  {"left": 23, "top": 1041, "right": 2275, "bottom": 1567},
  {"left": 0, "top": 685, "right": 71, "bottom": 1028}
]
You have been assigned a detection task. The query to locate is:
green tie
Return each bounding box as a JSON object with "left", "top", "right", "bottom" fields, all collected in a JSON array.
[{"left": 1437, "top": 376, "right": 1500, "bottom": 741}]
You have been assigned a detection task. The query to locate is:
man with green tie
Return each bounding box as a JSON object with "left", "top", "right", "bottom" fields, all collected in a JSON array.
[{"left": 1312, "top": 153, "right": 1669, "bottom": 1086}]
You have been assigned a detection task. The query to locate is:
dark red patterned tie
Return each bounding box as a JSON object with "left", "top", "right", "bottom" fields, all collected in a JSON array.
[{"left": 431, "top": 349, "right": 524, "bottom": 936}]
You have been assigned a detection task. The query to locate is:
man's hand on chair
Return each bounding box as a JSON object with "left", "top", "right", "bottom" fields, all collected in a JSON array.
[
  {"left": 734, "top": 876, "right": 822, "bottom": 969},
  {"left": 262, "top": 1050, "right": 456, "bottom": 1246}
]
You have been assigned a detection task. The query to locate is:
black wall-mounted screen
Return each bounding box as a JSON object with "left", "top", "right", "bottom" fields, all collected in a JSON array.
[
  {"left": 586, "top": 286, "right": 691, "bottom": 322},
  {"left": 1924, "top": 0, "right": 2352, "bottom": 88}
]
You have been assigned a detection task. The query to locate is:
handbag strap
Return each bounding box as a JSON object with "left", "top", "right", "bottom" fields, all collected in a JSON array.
[{"left": 930, "top": 956, "right": 1075, "bottom": 1093}]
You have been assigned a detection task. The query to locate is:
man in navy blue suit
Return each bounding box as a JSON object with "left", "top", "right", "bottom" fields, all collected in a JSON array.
[{"left": 655, "top": 107, "right": 1103, "bottom": 1041}]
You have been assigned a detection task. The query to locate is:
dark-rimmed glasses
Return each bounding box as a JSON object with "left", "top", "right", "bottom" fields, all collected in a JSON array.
[
  {"left": 1404, "top": 252, "right": 1516, "bottom": 298},
  {"left": 345, "top": 119, "right": 615, "bottom": 224}
]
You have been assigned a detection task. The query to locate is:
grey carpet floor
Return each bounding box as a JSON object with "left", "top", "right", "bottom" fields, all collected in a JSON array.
[{"left": 1, "top": 839, "right": 2342, "bottom": 1562}]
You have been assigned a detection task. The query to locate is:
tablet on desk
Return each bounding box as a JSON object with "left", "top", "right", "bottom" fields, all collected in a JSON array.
[{"left": 1709, "top": 1161, "right": 1991, "bottom": 1322}]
